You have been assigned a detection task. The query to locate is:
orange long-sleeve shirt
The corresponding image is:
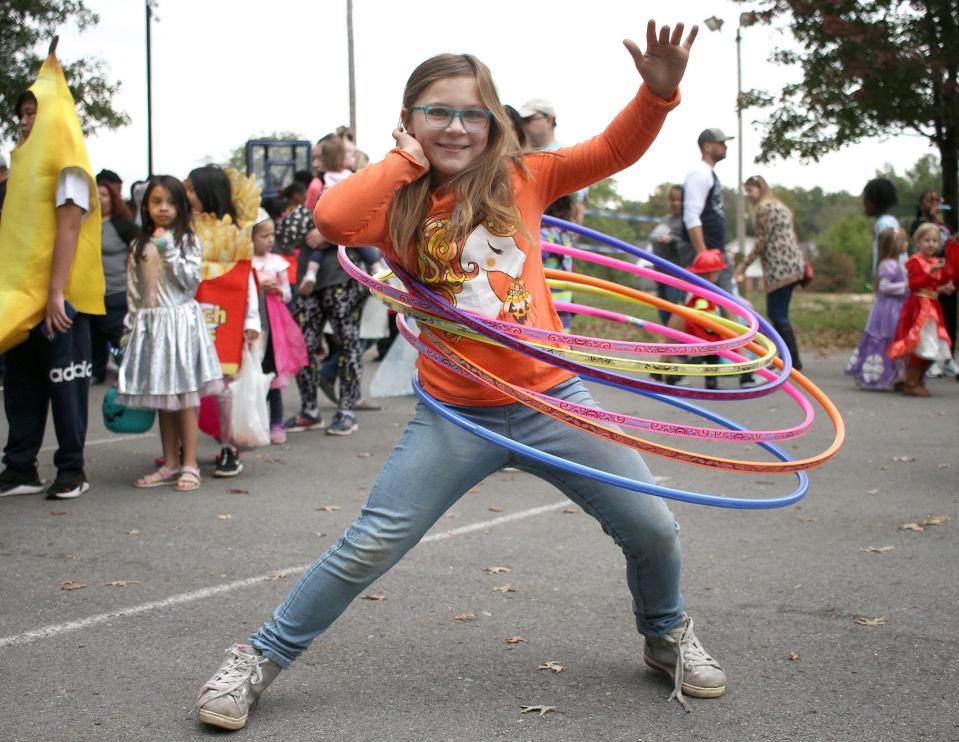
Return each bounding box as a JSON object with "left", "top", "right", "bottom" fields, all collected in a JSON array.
[{"left": 315, "top": 84, "right": 680, "bottom": 405}]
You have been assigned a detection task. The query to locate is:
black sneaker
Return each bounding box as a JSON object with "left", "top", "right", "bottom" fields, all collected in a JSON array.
[
  {"left": 45, "top": 469, "right": 90, "bottom": 500},
  {"left": 0, "top": 466, "right": 45, "bottom": 497},
  {"left": 214, "top": 446, "right": 243, "bottom": 478},
  {"left": 705, "top": 376, "right": 718, "bottom": 390},
  {"left": 739, "top": 373, "right": 761, "bottom": 389}
]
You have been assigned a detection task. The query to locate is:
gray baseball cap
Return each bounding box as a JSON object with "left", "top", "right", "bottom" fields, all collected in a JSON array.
[{"left": 698, "top": 128, "right": 734, "bottom": 147}]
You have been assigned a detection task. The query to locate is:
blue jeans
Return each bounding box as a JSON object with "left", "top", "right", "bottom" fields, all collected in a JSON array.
[
  {"left": 765, "top": 282, "right": 795, "bottom": 328},
  {"left": 251, "top": 377, "right": 684, "bottom": 667}
]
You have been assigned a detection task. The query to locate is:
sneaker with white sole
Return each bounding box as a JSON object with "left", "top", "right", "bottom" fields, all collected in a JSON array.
[
  {"left": 214, "top": 446, "right": 243, "bottom": 478},
  {"left": 0, "top": 466, "right": 44, "bottom": 497},
  {"left": 45, "top": 469, "right": 89, "bottom": 500},
  {"left": 643, "top": 614, "right": 727, "bottom": 711},
  {"left": 195, "top": 642, "right": 282, "bottom": 730},
  {"left": 942, "top": 357, "right": 958, "bottom": 377},
  {"left": 325, "top": 411, "right": 358, "bottom": 436},
  {"left": 283, "top": 410, "right": 324, "bottom": 433}
]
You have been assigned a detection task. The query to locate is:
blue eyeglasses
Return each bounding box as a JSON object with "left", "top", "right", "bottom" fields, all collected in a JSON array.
[{"left": 410, "top": 105, "right": 493, "bottom": 132}]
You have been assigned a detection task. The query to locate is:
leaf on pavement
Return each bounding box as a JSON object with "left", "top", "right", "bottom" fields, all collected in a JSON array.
[
  {"left": 891, "top": 455, "right": 915, "bottom": 463},
  {"left": 854, "top": 616, "right": 887, "bottom": 626},
  {"left": 268, "top": 571, "right": 289, "bottom": 581},
  {"left": 216, "top": 513, "right": 234, "bottom": 520},
  {"left": 105, "top": 580, "right": 139, "bottom": 588},
  {"left": 900, "top": 522, "right": 925, "bottom": 532},
  {"left": 488, "top": 506, "right": 503, "bottom": 512},
  {"left": 537, "top": 661, "right": 565, "bottom": 673},
  {"left": 228, "top": 488, "right": 249, "bottom": 494},
  {"left": 492, "top": 584, "right": 516, "bottom": 593},
  {"left": 444, "top": 512, "right": 460, "bottom": 519},
  {"left": 865, "top": 488, "right": 879, "bottom": 495},
  {"left": 317, "top": 505, "right": 341, "bottom": 512},
  {"left": 483, "top": 566, "right": 511, "bottom": 574},
  {"left": 787, "top": 651, "right": 800, "bottom": 661},
  {"left": 920, "top": 515, "right": 951, "bottom": 526},
  {"left": 49, "top": 511, "right": 68, "bottom": 516},
  {"left": 453, "top": 612, "right": 475, "bottom": 622},
  {"left": 127, "top": 529, "right": 142, "bottom": 536},
  {"left": 562, "top": 507, "right": 580, "bottom": 514},
  {"left": 467, "top": 487, "right": 481, "bottom": 494},
  {"left": 361, "top": 593, "right": 386, "bottom": 601},
  {"left": 520, "top": 705, "right": 558, "bottom": 717},
  {"left": 506, "top": 635, "right": 527, "bottom": 644},
  {"left": 59, "top": 581, "right": 86, "bottom": 590},
  {"left": 861, "top": 546, "right": 895, "bottom": 554},
  {"left": 357, "top": 451, "right": 372, "bottom": 458}
]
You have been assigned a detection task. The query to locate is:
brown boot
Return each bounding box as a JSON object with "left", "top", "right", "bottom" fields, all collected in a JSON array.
[{"left": 902, "top": 360, "right": 930, "bottom": 397}]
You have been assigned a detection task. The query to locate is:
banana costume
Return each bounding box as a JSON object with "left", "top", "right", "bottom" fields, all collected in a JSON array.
[{"left": 0, "top": 49, "right": 104, "bottom": 354}]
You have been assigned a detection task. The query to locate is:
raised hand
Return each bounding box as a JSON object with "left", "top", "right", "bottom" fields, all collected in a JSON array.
[
  {"left": 392, "top": 126, "right": 429, "bottom": 171},
  {"left": 623, "top": 21, "right": 698, "bottom": 100}
]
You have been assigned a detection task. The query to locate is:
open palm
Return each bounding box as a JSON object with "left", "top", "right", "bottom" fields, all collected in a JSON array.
[{"left": 623, "top": 21, "right": 698, "bottom": 100}]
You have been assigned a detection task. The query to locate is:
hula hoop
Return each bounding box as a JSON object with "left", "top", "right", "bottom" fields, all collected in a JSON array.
[
  {"left": 335, "top": 212, "right": 845, "bottom": 503},
  {"left": 403, "top": 317, "right": 829, "bottom": 473}
]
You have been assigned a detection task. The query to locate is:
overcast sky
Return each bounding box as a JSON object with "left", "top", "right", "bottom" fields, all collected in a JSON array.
[{"left": 10, "top": 0, "right": 934, "bottom": 205}]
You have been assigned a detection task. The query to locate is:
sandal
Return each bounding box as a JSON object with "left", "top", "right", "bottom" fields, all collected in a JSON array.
[
  {"left": 134, "top": 466, "right": 180, "bottom": 488},
  {"left": 175, "top": 466, "right": 201, "bottom": 492}
]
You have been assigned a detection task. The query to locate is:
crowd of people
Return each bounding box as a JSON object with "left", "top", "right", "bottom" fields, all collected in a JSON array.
[{"left": 845, "top": 178, "right": 957, "bottom": 395}]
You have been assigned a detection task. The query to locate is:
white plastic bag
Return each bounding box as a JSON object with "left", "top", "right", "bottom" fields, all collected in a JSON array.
[{"left": 229, "top": 345, "right": 274, "bottom": 448}]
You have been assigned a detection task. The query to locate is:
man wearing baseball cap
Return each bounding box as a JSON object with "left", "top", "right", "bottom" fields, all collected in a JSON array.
[
  {"left": 681, "top": 127, "right": 758, "bottom": 387},
  {"left": 683, "top": 127, "right": 733, "bottom": 266},
  {"left": 519, "top": 98, "right": 558, "bottom": 150}
]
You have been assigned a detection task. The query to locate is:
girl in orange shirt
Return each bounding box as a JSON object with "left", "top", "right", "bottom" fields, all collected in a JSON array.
[{"left": 194, "top": 22, "right": 723, "bottom": 730}]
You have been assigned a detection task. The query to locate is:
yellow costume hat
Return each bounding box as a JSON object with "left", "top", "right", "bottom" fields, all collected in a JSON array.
[{"left": 0, "top": 42, "right": 104, "bottom": 354}]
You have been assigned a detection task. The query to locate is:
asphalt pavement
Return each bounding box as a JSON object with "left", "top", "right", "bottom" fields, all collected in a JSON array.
[{"left": 1, "top": 351, "right": 957, "bottom": 742}]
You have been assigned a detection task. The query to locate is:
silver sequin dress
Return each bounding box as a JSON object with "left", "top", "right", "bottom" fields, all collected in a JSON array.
[{"left": 116, "top": 231, "right": 224, "bottom": 410}]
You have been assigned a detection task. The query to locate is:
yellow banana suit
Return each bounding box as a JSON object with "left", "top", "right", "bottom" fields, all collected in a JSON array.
[{"left": 0, "top": 49, "right": 104, "bottom": 355}]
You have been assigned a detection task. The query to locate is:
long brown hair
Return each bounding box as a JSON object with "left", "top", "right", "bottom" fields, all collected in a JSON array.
[
  {"left": 387, "top": 53, "right": 527, "bottom": 264},
  {"left": 97, "top": 178, "right": 133, "bottom": 221},
  {"left": 745, "top": 173, "right": 793, "bottom": 221}
]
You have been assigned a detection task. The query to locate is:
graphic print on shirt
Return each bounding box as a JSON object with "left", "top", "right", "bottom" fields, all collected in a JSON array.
[{"left": 418, "top": 214, "right": 536, "bottom": 325}]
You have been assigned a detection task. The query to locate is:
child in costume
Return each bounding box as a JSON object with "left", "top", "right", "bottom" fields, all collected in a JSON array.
[
  {"left": 887, "top": 222, "right": 955, "bottom": 396},
  {"left": 250, "top": 210, "right": 307, "bottom": 444},
  {"left": 119, "top": 176, "right": 223, "bottom": 491},
  {"left": 194, "top": 23, "right": 724, "bottom": 731},
  {"left": 0, "top": 40, "right": 105, "bottom": 500},
  {"left": 655, "top": 248, "right": 726, "bottom": 388},
  {"left": 186, "top": 165, "right": 262, "bottom": 476},
  {"left": 845, "top": 227, "right": 908, "bottom": 391}
]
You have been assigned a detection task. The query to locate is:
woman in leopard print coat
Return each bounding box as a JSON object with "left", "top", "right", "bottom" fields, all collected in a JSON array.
[{"left": 734, "top": 175, "right": 806, "bottom": 370}]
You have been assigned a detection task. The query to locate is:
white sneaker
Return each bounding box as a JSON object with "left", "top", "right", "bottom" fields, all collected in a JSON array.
[
  {"left": 926, "top": 361, "right": 943, "bottom": 379},
  {"left": 644, "top": 614, "right": 727, "bottom": 711},
  {"left": 942, "top": 358, "right": 957, "bottom": 378},
  {"left": 195, "top": 643, "right": 281, "bottom": 730}
]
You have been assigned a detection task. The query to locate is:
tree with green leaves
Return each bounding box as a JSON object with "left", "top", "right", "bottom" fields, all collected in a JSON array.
[
  {"left": 737, "top": 0, "right": 959, "bottom": 230},
  {"left": 0, "top": 1, "right": 128, "bottom": 144}
]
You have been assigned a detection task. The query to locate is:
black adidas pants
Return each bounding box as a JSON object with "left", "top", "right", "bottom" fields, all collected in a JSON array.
[{"left": 2, "top": 315, "right": 92, "bottom": 472}]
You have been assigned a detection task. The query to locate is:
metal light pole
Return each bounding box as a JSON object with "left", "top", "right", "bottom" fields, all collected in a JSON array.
[
  {"left": 145, "top": 1, "right": 154, "bottom": 176},
  {"left": 705, "top": 13, "right": 755, "bottom": 260},
  {"left": 735, "top": 13, "right": 757, "bottom": 260},
  {"left": 347, "top": 0, "right": 356, "bottom": 141}
]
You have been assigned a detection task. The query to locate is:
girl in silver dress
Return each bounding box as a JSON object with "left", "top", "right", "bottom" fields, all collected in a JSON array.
[{"left": 117, "top": 175, "right": 223, "bottom": 491}]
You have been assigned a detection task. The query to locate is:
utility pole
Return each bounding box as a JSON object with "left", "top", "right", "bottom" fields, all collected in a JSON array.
[
  {"left": 145, "top": 1, "right": 154, "bottom": 176},
  {"left": 347, "top": 0, "right": 356, "bottom": 141}
]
